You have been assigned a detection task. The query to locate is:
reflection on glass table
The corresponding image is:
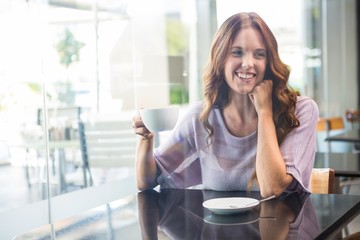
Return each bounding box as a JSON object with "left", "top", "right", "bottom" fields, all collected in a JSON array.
[
  {"left": 16, "top": 189, "right": 360, "bottom": 239},
  {"left": 139, "top": 190, "right": 317, "bottom": 239}
]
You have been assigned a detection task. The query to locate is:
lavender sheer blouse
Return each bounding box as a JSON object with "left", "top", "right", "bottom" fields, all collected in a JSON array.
[{"left": 154, "top": 96, "right": 319, "bottom": 193}]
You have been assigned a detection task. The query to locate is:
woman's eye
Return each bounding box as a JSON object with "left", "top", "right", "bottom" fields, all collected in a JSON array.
[
  {"left": 254, "top": 51, "right": 266, "bottom": 59},
  {"left": 232, "top": 49, "right": 244, "bottom": 57}
]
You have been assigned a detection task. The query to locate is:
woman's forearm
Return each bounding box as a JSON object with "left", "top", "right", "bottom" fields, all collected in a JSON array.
[
  {"left": 136, "top": 137, "right": 159, "bottom": 191},
  {"left": 256, "top": 113, "right": 292, "bottom": 197}
]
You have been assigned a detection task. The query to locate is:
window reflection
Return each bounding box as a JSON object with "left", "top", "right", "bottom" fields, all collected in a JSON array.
[{"left": 0, "top": 0, "right": 200, "bottom": 213}]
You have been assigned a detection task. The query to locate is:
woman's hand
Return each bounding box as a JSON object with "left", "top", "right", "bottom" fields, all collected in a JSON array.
[
  {"left": 132, "top": 113, "right": 154, "bottom": 140},
  {"left": 248, "top": 80, "right": 273, "bottom": 116},
  {"left": 133, "top": 112, "right": 157, "bottom": 191},
  {"left": 251, "top": 80, "right": 292, "bottom": 197}
]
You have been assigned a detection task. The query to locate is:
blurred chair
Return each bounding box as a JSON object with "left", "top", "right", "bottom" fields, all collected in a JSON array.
[
  {"left": 316, "top": 117, "right": 327, "bottom": 132},
  {"left": 343, "top": 232, "right": 360, "bottom": 240},
  {"left": 345, "top": 109, "right": 360, "bottom": 153},
  {"left": 345, "top": 109, "right": 360, "bottom": 129},
  {"left": 309, "top": 168, "right": 347, "bottom": 239},
  {"left": 316, "top": 117, "right": 351, "bottom": 152},
  {"left": 310, "top": 168, "right": 335, "bottom": 194},
  {"left": 23, "top": 106, "right": 90, "bottom": 197},
  {"left": 317, "top": 116, "right": 345, "bottom": 132},
  {"left": 317, "top": 117, "right": 360, "bottom": 197},
  {"left": 78, "top": 116, "right": 137, "bottom": 187},
  {"left": 316, "top": 118, "right": 327, "bottom": 151},
  {"left": 327, "top": 117, "right": 345, "bottom": 131}
]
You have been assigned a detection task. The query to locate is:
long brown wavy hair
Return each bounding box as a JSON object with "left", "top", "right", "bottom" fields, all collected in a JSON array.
[
  {"left": 199, "top": 12, "right": 300, "bottom": 189},
  {"left": 200, "top": 12, "right": 300, "bottom": 144}
]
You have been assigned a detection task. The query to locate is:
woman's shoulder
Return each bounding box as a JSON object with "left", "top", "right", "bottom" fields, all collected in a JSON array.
[
  {"left": 177, "top": 101, "right": 222, "bottom": 125},
  {"left": 296, "top": 96, "right": 318, "bottom": 111},
  {"left": 296, "top": 95, "right": 319, "bottom": 121},
  {"left": 182, "top": 101, "right": 220, "bottom": 118},
  {"left": 188, "top": 101, "right": 203, "bottom": 112},
  {"left": 180, "top": 101, "right": 203, "bottom": 117},
  {"left": 176, "top": 101, "right": 203, "bottom": 125}
]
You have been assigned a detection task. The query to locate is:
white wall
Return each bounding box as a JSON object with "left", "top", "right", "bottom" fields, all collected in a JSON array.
[{"left": 321, "top": 0, "right": 358, "bottom": 117}]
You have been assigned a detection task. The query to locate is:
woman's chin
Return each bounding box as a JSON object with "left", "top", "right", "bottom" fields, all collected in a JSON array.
[{"left": 239, "top": 88, "right": 254, "bottom": 95}]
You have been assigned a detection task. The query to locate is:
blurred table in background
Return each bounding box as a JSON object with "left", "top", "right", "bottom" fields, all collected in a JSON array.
[
  {"left": 315, "top": 152, "right": 360, "bottom": 194},
  {"left": 324, "top": 129, "right": 360, "bottom": 153},
  {"left": 11, "top": 139, "right": 80, "bottom": 197},
  {"left": 325, "top": 130, "right": 360, "bottom": 144},
  {"left": 314, "top": 152, "right": 360, "bottom": 178}
]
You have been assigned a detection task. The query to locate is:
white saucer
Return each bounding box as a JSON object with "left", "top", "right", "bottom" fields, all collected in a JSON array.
[
  {"left": 204, "top": 211, "right": 259, "bottom": 225},
  {"left": 202, "top": 197, "right": 259, "bottom": 215}
]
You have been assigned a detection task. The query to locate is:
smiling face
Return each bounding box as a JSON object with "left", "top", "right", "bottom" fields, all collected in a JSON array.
[{"left": 224, "top": 27, "right": 267, "bottom": 95}]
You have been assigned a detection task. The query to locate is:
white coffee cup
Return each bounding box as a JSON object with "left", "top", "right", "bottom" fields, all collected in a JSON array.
[{"left": 140, "top": 106, "right": 179, "bottom": 132}]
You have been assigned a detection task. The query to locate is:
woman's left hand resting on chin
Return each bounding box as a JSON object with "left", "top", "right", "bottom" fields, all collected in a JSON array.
[
  {"left": 248, "top": 80, "right": 273, "bottom": 116},
  {"left": 132, "top": 113, "right": 158, "bottom": 191},
  {"left": 250, "top": 80, "right": 294, "bottom": 197}
]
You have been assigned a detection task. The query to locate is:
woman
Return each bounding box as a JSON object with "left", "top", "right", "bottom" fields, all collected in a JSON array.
[{"left": 133, "top": 12, "right": 318, "bottom": 197}]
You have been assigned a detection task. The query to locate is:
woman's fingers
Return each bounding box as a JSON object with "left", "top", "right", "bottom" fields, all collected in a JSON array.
[
  {"left": 132, "top": 114, "right": 144, "bottom": 128},
  {"left": 252, "top": 80, "right": 273, "bottom": 95},
  {"left": 132, "top": 114, "right": 153, "bottom": 139},
  {"left": 249, "top": 80, "right": 273, "bottom": 112}
]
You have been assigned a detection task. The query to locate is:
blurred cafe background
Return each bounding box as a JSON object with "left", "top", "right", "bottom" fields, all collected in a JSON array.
[{"left": 0, "top": 0, "right": 359, "bottom": 238}]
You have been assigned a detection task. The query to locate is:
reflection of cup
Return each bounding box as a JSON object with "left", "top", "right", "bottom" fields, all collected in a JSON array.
[{"left": 140, "top": 106, "right": 179, "bottom": 132}]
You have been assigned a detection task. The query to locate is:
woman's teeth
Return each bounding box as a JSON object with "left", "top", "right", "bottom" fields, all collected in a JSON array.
[{"left": 236, "top": 73, "right": 254, "bottom": 79}]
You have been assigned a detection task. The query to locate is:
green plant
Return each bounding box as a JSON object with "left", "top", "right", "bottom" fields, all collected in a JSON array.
[
  {"left": 54, "top": 28, "right": 85, "bottom": 105},
  {"left": 170, "top": 85, "right": 188, "bottom": 104},
  {"left": 55, "top": 28, "right": 85, "bottom": 68},
  {"left": 166, "top": 19, "right": 188, "bottom": 56}
]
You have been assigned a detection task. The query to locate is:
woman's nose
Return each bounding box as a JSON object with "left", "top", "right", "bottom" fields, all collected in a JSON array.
[{"left": 242, "top": 55, "right": 254, "bottom": 69}]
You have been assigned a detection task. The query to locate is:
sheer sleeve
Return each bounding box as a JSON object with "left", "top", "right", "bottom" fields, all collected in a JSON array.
[
  {"left": 154, "top": 102, "right": 205, "bottom": 189},
  {"left": 281, "top": 97, "right": 319, "bottom": 192}
]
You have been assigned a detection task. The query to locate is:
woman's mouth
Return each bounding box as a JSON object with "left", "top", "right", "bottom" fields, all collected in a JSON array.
[{"left": 235, "top": 72, "right": 256, "bottom": 81}]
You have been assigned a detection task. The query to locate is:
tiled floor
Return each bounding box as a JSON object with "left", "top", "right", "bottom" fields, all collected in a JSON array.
[{"left": 1, "top": 164, "right": 360, "bottom": 238}]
